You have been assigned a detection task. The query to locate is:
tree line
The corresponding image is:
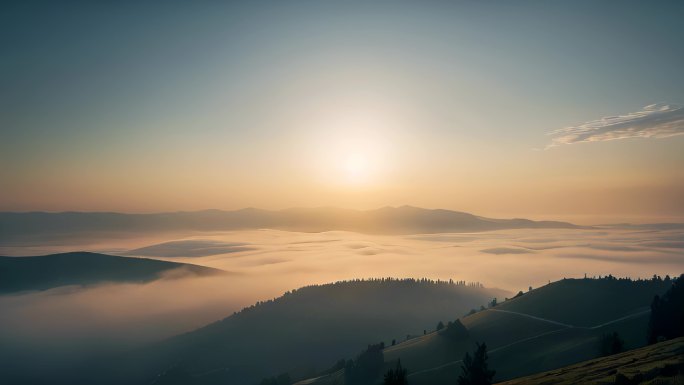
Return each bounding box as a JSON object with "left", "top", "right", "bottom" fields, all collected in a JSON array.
[
  {"left": 231, "top": 277, "right": 486, "bottom": 317},
  {"left": 648, "top": 273, "right": 684, "bottom": 344}
]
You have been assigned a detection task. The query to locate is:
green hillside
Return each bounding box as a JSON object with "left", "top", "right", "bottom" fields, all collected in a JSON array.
[
  {"left": 495, "top": 276, "right": 669, "bottom": 326},
  {"left": 0, "top": 252, "right": 224, "bottom": 294},
  {"left": 92, "top": 279, "right": 506, "bottom": 385},
  {"left": 497, "top": 336, "right": 684, "bottom": 385},
  {"left": 398, "top": 277, "right": 672, "bottom": 384},
  {"left": 298, "top": 277, "right": 674, "bottom": 385}
]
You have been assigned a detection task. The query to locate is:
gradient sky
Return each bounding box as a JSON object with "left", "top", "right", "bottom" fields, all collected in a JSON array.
[{"left": 2, "top": 1, "right": 684, "bottom": 222}]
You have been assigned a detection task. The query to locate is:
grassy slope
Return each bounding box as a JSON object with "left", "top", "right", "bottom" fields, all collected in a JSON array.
[
  {"left": 497, "top": 337, "right": 684, "bottom": 385},
  {"left": 495, "top": 278, "right": 666, "bottom": 326},
  {"left": 100, "top": 280, "right": 506, "bottom": 385},
  {"left": 366, "top": 278, "right": 672, "bottom": 385},
  {"left": 0, "top": 252, "right": 224, "bottom": 294}
]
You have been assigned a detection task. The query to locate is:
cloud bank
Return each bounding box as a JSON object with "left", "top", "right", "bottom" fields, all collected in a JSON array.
[
  {"left": 127, "top": 239, "right": 253, "bottom": 258},
  {"left": 548, "top": 104, "right": 684, "bottom": 148}
]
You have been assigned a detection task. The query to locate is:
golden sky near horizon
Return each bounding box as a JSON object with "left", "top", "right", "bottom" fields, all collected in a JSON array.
[{"left": 1, "top": 1, "right": 684, "bottom": 223}]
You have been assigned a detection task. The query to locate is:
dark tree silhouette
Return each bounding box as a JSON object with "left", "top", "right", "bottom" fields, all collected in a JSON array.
[
  {"left": 443, "top": 319, "right": 469, "bottom": 341},
  {"left": 648, "top": 274, "right": 684, "bottom": 344},
  {"left": 344, "top": 343, "right": 384, "bottom": 385},
  {"left": 457, "top": 342, "right": 495, "bottom": 385},
  {"left": 383, "top": 359, "right": 408, "bottom": 385},
  {"left": 599, "top": 332, "right": 624, "bottom": 356},
  {"left": 259, "top": 373, "right": 291, "bottom": 385},
  {"left": 436, "top": 321, "right": 445, "bottom": 331}
]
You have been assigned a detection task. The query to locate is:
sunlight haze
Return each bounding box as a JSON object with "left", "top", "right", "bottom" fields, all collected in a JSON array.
[
  {"left": 2, "top": 1, "right": 683, "bottom": 223},
  {"left": 1, "top": 2, "right": 683, "bottom": 385}
]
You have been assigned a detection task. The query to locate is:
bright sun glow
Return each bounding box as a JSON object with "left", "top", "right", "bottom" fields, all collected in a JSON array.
[
  {"left": 305, "top": 108, "right": 397, "bottom": 187},
  {"left": 343, "top": 152, "right": 369, "bottom": 182}
]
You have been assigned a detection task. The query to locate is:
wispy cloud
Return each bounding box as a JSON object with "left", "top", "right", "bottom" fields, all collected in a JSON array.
[{"left": 547, "top": 104, "right": 684, "bottom": 148}]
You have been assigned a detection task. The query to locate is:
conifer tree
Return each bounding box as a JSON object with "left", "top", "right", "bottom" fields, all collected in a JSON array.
[{"left": 457, "top": 342, "right": 495, "bottom": 385}]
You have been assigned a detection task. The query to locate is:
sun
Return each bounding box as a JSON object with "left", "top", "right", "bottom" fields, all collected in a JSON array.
[
  {"left": 343, "top": 153, "right": 369, "bottom": 182},
  {"left": 306, "top": 110, "right": 393, "bottom": 187}
]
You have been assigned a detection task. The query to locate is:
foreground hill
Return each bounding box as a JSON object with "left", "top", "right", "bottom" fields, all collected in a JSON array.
[
  {"left": 497, "top": 336, "right": 684, "bottom": 385},
  {"left": 0, "top": 206, "right": 581, "bottom": 242},
  {"left": 296, "top": 276, "right": 675, "bottom": 385},
  {"left": 85, "top": 279, "right": 507, "bottom": 385},
  {"left": 387, "top": 277, "right": 673, "bottom": 384},
  {"left": 0, "top": 252, "right": 225, "bottom": 294}
]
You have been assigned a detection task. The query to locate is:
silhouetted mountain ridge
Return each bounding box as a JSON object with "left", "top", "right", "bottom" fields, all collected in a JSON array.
[{"left": 0, "top": 206, "right": 585, "bottom": 242}]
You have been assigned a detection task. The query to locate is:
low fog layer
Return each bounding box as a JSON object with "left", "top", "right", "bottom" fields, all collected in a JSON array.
[
  {"left": 0, "top": 274, "right": 269, "bottom": 382},
  {"left": 0, "top": 227, "right": 681, "bottom": 381},
  {"left": 8, "top": 226, "right": 679, "bottom": 287}
]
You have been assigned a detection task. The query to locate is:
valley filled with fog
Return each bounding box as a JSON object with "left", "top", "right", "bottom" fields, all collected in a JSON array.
[
  {"left": 0, "top": 226, "right": 681, "bottom": 382},
  {"left": 3, "top": 226, "right": 682, "bottom": 291}
]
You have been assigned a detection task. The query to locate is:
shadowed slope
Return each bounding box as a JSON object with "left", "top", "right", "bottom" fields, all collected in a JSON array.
[
  {"left": 0, "top": 252, "right": 226, "bottom": 294},
  {"left": 366, "top": 277, "right": 674, "bottom": 385},
  {"left": 495, "top": 277, "right": 671, "bottom": 326},
  {"left": 91, "top": 279, "right": 507, "bottom": 385},
  {"left": 496, "top": 336, "right": 684, "bottom": 385}
]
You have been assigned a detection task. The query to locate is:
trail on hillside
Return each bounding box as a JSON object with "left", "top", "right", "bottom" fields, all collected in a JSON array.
[
  {"left": 487, "top": 307, "right": 650, "bottom": 330},
  {"left": 486, "top": 309, "right": 574, "bottom": 328},
  {"left": 406, "top": 307, "right": 651, "bottom": 378}
]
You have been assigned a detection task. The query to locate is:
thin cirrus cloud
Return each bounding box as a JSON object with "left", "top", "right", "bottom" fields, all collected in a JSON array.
[{"left": 547, "top": 103, "right": 684, "bottom": 148}]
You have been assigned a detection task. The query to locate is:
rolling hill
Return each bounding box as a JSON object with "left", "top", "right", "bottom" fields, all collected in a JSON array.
[
  {"left": 0, "top": 206, "right": 582, "bottom": 243},
  {"left": 297, "top": 276, "right": 675, "bottom": 385},
  {"left": 392, "top": 277, "right": 673, "bottom": 384},
  {"left": 78, "top": 279, "right": 507, "bottom": 385},
  {"left": 0, "top": 252, "right": 225, "bottom": 294}
]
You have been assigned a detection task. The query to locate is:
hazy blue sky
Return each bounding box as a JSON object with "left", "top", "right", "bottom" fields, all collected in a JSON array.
[{"left": 2, "top": 1, "right": 683, "bottom": 221}]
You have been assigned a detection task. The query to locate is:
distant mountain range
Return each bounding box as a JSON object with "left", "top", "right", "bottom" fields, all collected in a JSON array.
[
  {"left": 0, "top": 206, "right": 585, "bottom": 242},
  {"left": 0, "top": 252, "right": 225, "bottom": 294}
]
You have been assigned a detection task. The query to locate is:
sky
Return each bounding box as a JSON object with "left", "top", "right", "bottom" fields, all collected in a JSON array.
[{"left": 2, "top": 0, "right": 684, "bottom": 223}]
